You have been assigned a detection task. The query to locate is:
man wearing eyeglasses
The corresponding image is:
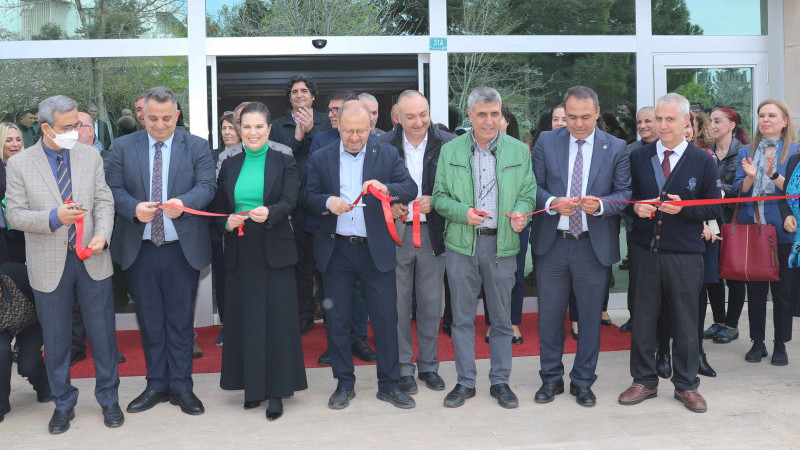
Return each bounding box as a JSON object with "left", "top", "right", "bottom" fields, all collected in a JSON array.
[
  {"left": 5, "top": 95, "right": 121, "bottom": 433},
  {"left": 306, "top": 100, "right": 417, "bottom": 410}
]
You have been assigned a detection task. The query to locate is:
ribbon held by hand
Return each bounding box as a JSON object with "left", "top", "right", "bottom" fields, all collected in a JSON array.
[
  {"left": 366, "top": 185, "right": 404, "bottom": 245},
  {"left": 64, "top": 200, "right": 93, "bottom": 261},
  {"left": 157, "top": 203, "right": 250, "bottom": 236}
]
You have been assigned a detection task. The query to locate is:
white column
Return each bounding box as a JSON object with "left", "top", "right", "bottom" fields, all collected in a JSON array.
[
  {"left": 635, "top": 0, "right": 655, "bottom": 108},
  {"left": 428, "top": 0, "right": 449, "bottom": 125}
]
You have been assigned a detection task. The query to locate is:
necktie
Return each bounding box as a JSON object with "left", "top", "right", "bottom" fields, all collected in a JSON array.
[
  {"left": 662, "top": 150, "right": 674, "bottom": 179},
  {"left": 56, "top": 153, "right": 76, "bottom": 248},
  {"left": 569, "top": 139, "right": 585, "bottom": 238},
  {"left": 150, "top": 141, "right": 165, "bottom": 246}
]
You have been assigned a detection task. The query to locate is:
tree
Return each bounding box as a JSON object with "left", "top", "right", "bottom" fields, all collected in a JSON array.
[
  {"left": 674, "top": 81, "right": 711, "bottom": 108},
  {"left": 31, "top": 23, "right": 67, "bottom": 40},
  {"left": 652, "top": 0, "right": 703, "bottom": 35}
]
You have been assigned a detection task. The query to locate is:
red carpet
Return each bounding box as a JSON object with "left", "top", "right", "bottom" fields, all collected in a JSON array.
[{"left": 70, "top": 313, "right": 631, "bottom": 379}]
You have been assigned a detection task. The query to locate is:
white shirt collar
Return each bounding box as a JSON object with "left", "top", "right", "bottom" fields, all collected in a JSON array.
[
  {"left": 570, "top": 130, "right": 596, "bottom": 148},
  {"left": 402, "top": 130, "right": 428, "bottom": 151},
  {"left": 656, "top": 138, "right": 689, "bottom": 157}
]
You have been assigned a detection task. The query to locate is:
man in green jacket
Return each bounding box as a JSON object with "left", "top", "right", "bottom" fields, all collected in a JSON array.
[{"left": 432, "top": 86, "right": 536, "bottom": 409}]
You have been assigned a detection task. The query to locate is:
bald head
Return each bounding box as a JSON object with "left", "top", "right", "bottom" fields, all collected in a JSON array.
[
  {"left": 396, "top": 90, "right": 430, "bottom": 143},
  {"left": 77, "top": 112, "right": 95, "bottom": 146}
]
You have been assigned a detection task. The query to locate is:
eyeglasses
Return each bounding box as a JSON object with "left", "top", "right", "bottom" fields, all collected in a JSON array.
[
  {"left": 54, "top": 121, "right": 83, "bottom": 132},
  {"left": 327, "top": 107, "right": 340, "bottom": 115},
  {"left": 339, "top": 128, "right": 371, "bottom": 137},
  {"left": 223, "top": 111, "right": 233, "bottom": 116}
]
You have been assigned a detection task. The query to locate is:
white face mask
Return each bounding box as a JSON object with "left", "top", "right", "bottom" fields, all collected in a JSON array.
[{"left": 46, "top": 126, "right": 79, "bottom": 150}]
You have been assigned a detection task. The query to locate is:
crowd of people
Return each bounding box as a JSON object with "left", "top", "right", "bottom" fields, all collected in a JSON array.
[{"left": 0, "top": 73, "right": 798, "bottom": 435}]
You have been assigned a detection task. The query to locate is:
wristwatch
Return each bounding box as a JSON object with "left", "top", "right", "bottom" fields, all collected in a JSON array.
[{"left": 770, "top": 172, "right": 780, "bottom": 180}]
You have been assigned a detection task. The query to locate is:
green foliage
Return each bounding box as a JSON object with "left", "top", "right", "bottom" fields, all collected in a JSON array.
[
  {"left": 652, "top": 0, "right": 703, "bottom": 35},
  {"left": 674, "top": 82, "right": 711, "bottom": 107},
  {"left": 31, "top": 23, "right": 67, "bottom": 40}
]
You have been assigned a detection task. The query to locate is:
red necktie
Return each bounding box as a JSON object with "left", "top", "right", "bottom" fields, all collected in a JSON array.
[{"left": 662, "top": 150, "right": 674, "bottom": 179}]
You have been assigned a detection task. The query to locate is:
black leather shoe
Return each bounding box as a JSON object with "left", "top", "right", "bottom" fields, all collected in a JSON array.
[
  {"left": 490, "top": 383, "right": 519, "bottom": 409},
  {"left": 512, "top": 335, "right": 524, "bottom": 344},
  {"left": 70, "top": 352, "right": 87, "bottom": 366},
  {"left": 299, "top": 316, "right": 315, "bottom": 335},
  {"left": 698, "top": 353, "right": 717, "bottom": 377},
  {"left": 418, "top": 372, "right": 446, "bottom": 391},
  {"left": 0, "top": 404, "right": 10, "bottom": 423},
  {"left": 244, "top": 400, "right": 263, "bottom": 410},
  {"left": 328, "top": 387, "right": 355, "bottom": 410},
  {"left": 442, "top": 323, "right": 452, "bottom": 337},
  {"left": 399, "top": 375, "right": 418, "bottom": 394},
  {"left": 351, "top": 337, "right": 377, "bottom": 362},
  {"left": 48, "top": 408, "right": 74, "bottom": 434},
  {"left": 170, "top": 391, "right": 205, "bottom": 415},
  {"left": 534, "top": 379, "right": 565, "bottom": 404},
  {"left": 116, "top": 349, "right": 126, "bottom": 364},
  {"left": 745, "top": 340, "right": 768, "bottom": 363},
  {"left": 317, "top": 349, "right": 332, "bottom": 366},
  {"left": 772, "top": 341, "right": 788, "bottom": 366},
  {"left": 376, "top": 388, "right": 416, "bottom": 409},
  {"left": 127, "top": 389, "right": 169, "bottom": 413},
  {"left": 266, "top": 397, "right": 283, "bottom": 421},
  {"left": 656, "top": 354, "right": 672, "bottom": 379},
  {"left": 569, "top": 382, "right": 596, "bottom": 407},
  {"left": 619, "top": 319, "right": 633, "bottom": 333},
  {"left": 443, "top": 383, "right": 475, "bottom": 408},
  {"left": 571, "top": 330, "right": 579, "bottom": 340},
  {"left": 601, "top": 317, "right": 613, "bottom": 326},
  {"left": 102, "top": 402, "right": 124, "bottom": 428}
]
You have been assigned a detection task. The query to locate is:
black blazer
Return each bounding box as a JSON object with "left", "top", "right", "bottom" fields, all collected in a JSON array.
[
  {"left": 210, "top": 149, "right": 299, "bottom": 270},
  {"left": 306, "top": 136, "right": 417, "bottom": 273}
]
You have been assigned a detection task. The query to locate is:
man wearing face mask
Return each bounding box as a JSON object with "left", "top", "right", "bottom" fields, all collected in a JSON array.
[{"left": 5, "top": 95, "right": 121, "bottom": 434}]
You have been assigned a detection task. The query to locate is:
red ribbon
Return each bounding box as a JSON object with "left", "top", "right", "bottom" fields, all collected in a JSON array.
[
  {"left": 365, "top": 185, "right": 404, "bottom": 245},
  {"left": 157, "top": 203, "right": 250, "bottom": 236},
  {"left": 412, "top": 201, "right": 421, "bottom": 248},
  {"left": 64, "top": 200, "right": 93, "bottom": 261}
]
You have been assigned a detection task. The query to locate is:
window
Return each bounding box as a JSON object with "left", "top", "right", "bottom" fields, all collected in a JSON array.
[{"left": 652, "top": 0, "right": 767, "bottom": 36}]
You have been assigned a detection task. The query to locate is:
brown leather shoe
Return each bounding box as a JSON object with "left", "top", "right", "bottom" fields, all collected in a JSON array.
[
  {"left": 673, "top": 389, "right": 707, "bottom": 413},
  {"left": 618, "top": 383, "right": 658, "bottom": 405}
]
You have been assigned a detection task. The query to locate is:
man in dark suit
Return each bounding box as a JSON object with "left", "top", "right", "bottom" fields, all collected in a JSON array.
[
  {"left": 531, "top": 86, "right": 632, "bottom": 407},
  {"left": 106, "top": 86, "right": 216, "bottom": 416},
  {"left": 306, "top": 100, "right": 417, "bottom": 410},
  {"left": 88, "top": 105, "right": 112, "bottom": 151},
  {"left": 618, "top": 93, "right": 721, "bottom": 413}
]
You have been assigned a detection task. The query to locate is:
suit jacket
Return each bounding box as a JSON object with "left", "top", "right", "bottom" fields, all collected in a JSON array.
[
  {"left": 105, "top": 129, "right": 217, "bottom": 271},
  {"left": 209, "top": 149, "right": 299, "bottom": 270},
  {"left": 268, "top": 110, "right": 331, "bottom": 188},
  {"left": 5, "top": 141, "right": 114, "bottom": 292},
  {"left": 531, "top": 127, "right": 632, "bottom": 267},
  {"left": 306, "top": 136, "right": 417, "bottom": 273}
]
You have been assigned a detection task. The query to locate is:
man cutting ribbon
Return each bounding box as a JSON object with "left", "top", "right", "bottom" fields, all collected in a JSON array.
[{"left": 306, "top": 99, "right": 417, "bottom": 411}]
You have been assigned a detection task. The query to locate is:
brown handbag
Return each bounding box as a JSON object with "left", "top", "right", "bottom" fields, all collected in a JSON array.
[{"left": 719, "top": 188, "right": 780, "bottom": 282}]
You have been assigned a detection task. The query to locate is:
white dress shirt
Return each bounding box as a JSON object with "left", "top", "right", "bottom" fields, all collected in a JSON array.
[
  {"left": 403, "top": 131, "right": 428, "bottom": 222},
  {"left": 546, "top": 131, "right": 604, "bottom": 231}
]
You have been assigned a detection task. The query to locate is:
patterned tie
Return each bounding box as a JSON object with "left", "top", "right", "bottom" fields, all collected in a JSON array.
[
  {"left": 569, "top": 140, "right": 585, "bottom": 238},
  {"left": 662, "top": 150, "right": 674, "bottom": 179},
  {"left": 56, "top": 153, "right": 76, "bottom": 248},
  {"left": 150, "top": 141, "right": 165, "bottom": 246}
]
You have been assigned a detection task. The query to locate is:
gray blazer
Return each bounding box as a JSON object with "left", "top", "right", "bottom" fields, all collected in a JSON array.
[
  {"left": 531, "top": 126, "right": 632, "bottom": 267},
  {"left": 6, "top": 141, "right": 114, "bottom": 292}
]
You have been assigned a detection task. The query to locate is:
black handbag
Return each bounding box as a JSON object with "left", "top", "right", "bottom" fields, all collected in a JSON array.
[{"left": 0, "top": 274, "right": 37, "bottom": 335}]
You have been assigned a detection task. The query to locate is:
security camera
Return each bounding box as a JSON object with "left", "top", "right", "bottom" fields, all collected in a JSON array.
[{"left": 312, "top": 39, "right": 327, "bottom": 49}]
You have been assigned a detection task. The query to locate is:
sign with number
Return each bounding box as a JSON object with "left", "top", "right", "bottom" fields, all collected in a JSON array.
[{"left": 429, "top": 38, "right": 447, "bottom": 51}]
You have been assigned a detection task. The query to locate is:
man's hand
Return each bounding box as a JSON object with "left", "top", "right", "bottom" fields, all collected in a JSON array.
[
  {"left": 552, "top": 197, "right": 579, "bottom": 215},
  {"left": 293, "top": 107, "right": 314, "bottom": 141},
  {"left": 88, "top": 236, "right": 107, "bottom": 255},
  {"left": 466, "top": 208, "right": 486, "bottom": 226},
  {"left": 417, "top": 195, "right": 432, "bottom": 214},
  {"left": 135, "top": 201, "right": 159, "bottom": 223},
  {"left": 328, "top": 196, "right": 352, "bottom": 216},
  {"left": 391, "top": 203, "right": 407, "bottom": 219},
  {"left": 658, "top": 194, "right": 683, "bottom": 215},
  {"left": 161, "top": 198, "right": 184, "bottom": 219},
  {"left": 248, "top": 206, "right": 269, "bottom": 223},
  {"left": 634, "top": 198, "right": 659, "bottom": 218},
  {"left": 362, "top": 180, "right": 388, "bottom": 195},
  {"left": 226, "top": 213, "right": 247, "bottom": 231},
  {"left": 57, "top": 203, "right": 87, "bottom": 226},
  {"left": 509, "top": 211, "right": 526, "bottom": 233},
  {"left": 785, "top": 215, "right": 797, "bottom": 233},
  {"left": 579, "top": 195, "right": 601, "bottom": 215}
]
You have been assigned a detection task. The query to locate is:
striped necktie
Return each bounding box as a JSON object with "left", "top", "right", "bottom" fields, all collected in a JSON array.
[
  {"left": 568, "top": 140, "right": 585, "bottom": 238},
  {"left": 150, "top": 141, "right": 165, "bottom": 246},
  {"left": 56, "top": 153, "right": 76, "bottom": 248}
]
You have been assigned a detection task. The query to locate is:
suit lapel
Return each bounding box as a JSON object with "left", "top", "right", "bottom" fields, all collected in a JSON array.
[
  {"left": 226, "top": 153, "right": 244, "bottom": 208},
  {"left": 167, "top": 132, "right": 185, "bottom": 197},
  {"left": 557, "top": 131, "right": 570, "bottom": 194},
  {"left": 31, "top": 144, "right": 62, "bottom": 204},
  {"left": 68, "top": 148, "right": 83, "bottom": 202},
  {"left": 362, "top": 137, "right": 377, "bottom": 183},
  {"left": 327, "top": 142, "right": 340, "bottom": 196},
  {"left": 138, "top": 132, "right": 151, "bottom": 200},
  {"left": 586, "top": 131, "right": 608, "bottom": 192}
]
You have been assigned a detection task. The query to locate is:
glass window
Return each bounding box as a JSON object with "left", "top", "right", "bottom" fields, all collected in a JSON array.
[
  {"left": 447, "top": 0, "right": 635, "bottom": 35},
  {"left": 0, "top": 1, "right": 187, "bottom": 40},
  {"left": 668, "top": 67, "right": 754, "bottom": 136},
  {"left": 206, "top": 0, "right": 428, "bottom": 37},
  {"left": 652, "top": 0, "right": 767, "bottom": 36}
]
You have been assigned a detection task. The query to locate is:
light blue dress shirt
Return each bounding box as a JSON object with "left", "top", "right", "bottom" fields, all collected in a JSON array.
[
  {"left": 327, "top": 141, "right": 367, "bottom": 237},
  {"left": 143, "top": 133, "right": 179, "bottom": 242}
]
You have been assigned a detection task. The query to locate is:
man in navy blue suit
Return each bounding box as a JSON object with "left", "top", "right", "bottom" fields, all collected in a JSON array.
[
  {"left": 106, "top": 87, "right": 216, "bottom": 417},
  {"left": 531, "top": 86, "right": 631, "bottom": 407},
  {"left": 306, "top": 100, "right": 417, "bottom": 410}
]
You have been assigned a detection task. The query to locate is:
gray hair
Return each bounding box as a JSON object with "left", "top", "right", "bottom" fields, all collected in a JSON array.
[
  {"left": 636, "top": 106, "right": 655, "bottom": 117},
  {"left": 467, "top": 87, "right": 501, "bottom": 110},
  {"left": 135, "top": 92, "right": 147, "bottom": 102},
  {"left": 339, "top": 99, "right": 371, "bottom": 120},
  {"left": 38, "top": 95, "right": 78, "bottom": 127},
  {"left": 656, "top": 93, "right": 690, "bottom": 118},
  {"left": 144, "top": 86, "right": 177, "bottom": 108},
  {"left": 563, "top": 86, "right": 599, "bottom": 109},
  {"left": 358, "top": 93, "right": 378, "bottom": 104},
  {"left": 234, "top": 101, "right": 251, "bottom": 120}
]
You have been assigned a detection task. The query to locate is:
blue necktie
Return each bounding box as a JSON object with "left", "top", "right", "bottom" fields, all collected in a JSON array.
[
  {"left": 569, "top": 140, "right": 585, "bottom": 238},
  {"left": 150, "top": 141, "right": 165, "bottom": 246},
  {"left": 56, "top": 153, "right": 76, "bottom": 248}
]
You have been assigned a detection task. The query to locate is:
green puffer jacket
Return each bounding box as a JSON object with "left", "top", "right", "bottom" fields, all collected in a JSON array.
[{"left": 432, "top": 133, "right": 536, "bottom": 258}]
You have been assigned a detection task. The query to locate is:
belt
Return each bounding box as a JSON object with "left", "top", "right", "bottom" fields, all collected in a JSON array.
[
  {"left": 335, "top": 234, "right": 368, "bottom": 244},
  {"left": 144, "top": 239, "right": 179, "bottom": 246},
  {"left": 406, "top": 221, "right": 426, "bottom": 226},
  {"left": 475, "top": 227, "right": 497, "bottom": 236},
  {"left": 556, "top": 230, "right": 589, "bottom": 240}
]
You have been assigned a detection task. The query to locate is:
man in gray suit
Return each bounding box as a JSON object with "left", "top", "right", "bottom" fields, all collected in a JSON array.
[
  {"left": 6, "top": 95, "right": 122, "bottom": 434},
  {"left": 531, "top": 86, "right": 631, "bottom": 407},
  {"left": 106, "top": 87, "right": 216, "bottom": 416}
]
